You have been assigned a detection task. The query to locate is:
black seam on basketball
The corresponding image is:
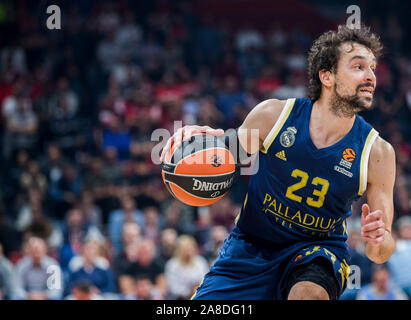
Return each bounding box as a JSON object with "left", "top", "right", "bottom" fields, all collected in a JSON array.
[
  {"left": 161, "top": 162, "right": 176, "bottom": 173},
  {"left": 163, "top": 171, "right": 235, "bottom": 199},
  {"left": 167, "top": 181, "right": 226, "bottom": 200},
  {"left": 165, "top": 181, "right": 180, "bottom": 201}
]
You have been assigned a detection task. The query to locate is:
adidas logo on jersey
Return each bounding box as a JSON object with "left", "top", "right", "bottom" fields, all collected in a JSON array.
[{"left": 275, "top": 150, "right": 287, "bottom": 161}]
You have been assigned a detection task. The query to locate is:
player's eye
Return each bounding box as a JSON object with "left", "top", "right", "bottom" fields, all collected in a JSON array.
[{"left": 353, "top": 65, "right": 361, "bottom": 70}]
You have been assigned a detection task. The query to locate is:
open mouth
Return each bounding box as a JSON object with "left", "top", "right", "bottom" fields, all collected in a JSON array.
[{"left": 358, "top": 87, "right": 374, "bottom": 97}]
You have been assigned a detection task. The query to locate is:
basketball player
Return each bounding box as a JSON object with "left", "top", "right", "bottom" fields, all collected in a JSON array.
[{"left": 160, "top": 25, "right": 396, "bottom": 300}]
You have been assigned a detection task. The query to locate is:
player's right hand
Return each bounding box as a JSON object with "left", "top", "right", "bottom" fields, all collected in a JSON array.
[{"left": 160, "top": 125, "right": 225, "bottom": 162}]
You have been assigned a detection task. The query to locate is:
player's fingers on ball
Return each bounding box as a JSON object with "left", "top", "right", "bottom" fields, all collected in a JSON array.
[
  {"left": 183, "top": 127, "right": 197, "bottom": 141},
  {"left": 174, "top": 128, "right": 184, "bottom": 148},
  {"left": 206, "top": 127, "right": 225, "bottom": 136},
  {"left": 160, "top": 138, "right": 171, "bottom": 162}
]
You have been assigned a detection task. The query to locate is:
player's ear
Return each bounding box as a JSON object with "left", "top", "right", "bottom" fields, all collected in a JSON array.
[{"left": 318, "top": 69, "right": 333, "bottom": 89}]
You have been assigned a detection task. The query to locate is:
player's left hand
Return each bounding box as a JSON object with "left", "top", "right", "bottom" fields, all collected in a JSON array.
[{"left": 361, "top": 203, "right": 386, "bottom": 245}]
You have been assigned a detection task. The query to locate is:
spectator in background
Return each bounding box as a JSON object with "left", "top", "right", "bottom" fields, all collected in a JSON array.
[
  {"left": 157, "top": 228, "right": 178, "bottom": 269},
  {"left": 196, "top": 96, "right": 224, "bottom": 129},
  {"left": 165, "top": 235, "right": 209, "bottom": 300},
  {"left": 66, "top": 239, "right": 115, "bottom": 298},
  {"left": 113, "top": 239, "right": 140, "bottom": 297},
  {"left": 78, "top": 190, "right": 103, "bottom": 229},
  {"left": 19, "top": 160, "right": 48, "bottom": 196},
  {"left": 59, "top": 208, "right": 105, "bottom": 272},
  {"left": 115, "top": 12, "right": 142, "bottom": 58},
  {"left": 0, "top": 210, "right": 21, "bottom": 261},
  {"left": 209, "top": 196, "right": 237, "bottom": 231},
  {"left": 47, "top": 77, "right": 79, "bottom": 120},
  {"left": 112, "top": 222, "right": 142, "bottom": 280},
  {"left": 16, "top": 188, "right": 45, "bottom": 232},
  {"left": 161, "top": 199, "right": 195, "bottom": 236},
  {"left": 14, "top": 237, "right": 63, "bottom": 300},
  {"left": 3, "top": 96, "right": 38, "bottom": 160},
  {"left": 101, "top": 116, "right": 131, "bottom": 161},
  {"left": 134, "top": 275, "right": 163, "bottom": 300},
  {"left": 0, "top": 41, "right": 27, "bottom": 75},
  {"left": 97, "top": 31, "right": 122, "bottom": 73},
  {"left": 255, "top": 65, "right": 282, "bottom": 99},
  {"left": 235, "top": 24, "right": 264, "bottom": 53},
  {"left": 108, "top": 195, "right": 144, "bottom": 253},
  {"left": 0, "top": 243, "right": 15, "bottom": 300},
  {"left": 357, "top": 264, "right": 408, "bottom": 300},
  {"left": 121, "top": 222, "right": 142, "bottom": 250},
  {"left": 39, "top": 142, "right": 67, "bottom": 186},
  {"left": 194, "top": 15, "right": 223, "bottom": 67},
  {"left": 82, "top": 156, "right": 110, "bottom": 197},
  {"left": 114, "top": 237, "right": 166, "bottom": 298},
  {"left": 216, "top": 76, "right": 246, "bottom": 127},
  {"left": 102, "top": 147, "right": 123, "bottom": 184},
  {"left": 21, "top": 201, "right": 62, "bottom": 254},
  {"left": 131, "top": 239, "right": 164, "bottom": 286},
  {"left": 4, "top": 148, "right": 30, "bottom": 211},
  {"left": 387, "top": 216, "right": 411, "bottom": 299},
  {"left": 215, "top": 52, "right": 241, "bottom": 83},
  {"left": 238, "top": 45, "right": 265, "bottom": 79},
  {"left": 48, "top": 93, "right": 86, "bottom": 157},
  {"left": 203, "top": 225, "right": 229, "bottom": 266},
  {"left": 271, "top": 70, "right": 307, "bottom": 99},
  {"left": 49, "top": 163, "right": 82, "bottom": 220},
  {"left": 65, "top": 280, "right": 104, "bottom": 300},
  {"left": 142, "top": 206, "right": 162, "bottom": 245}
]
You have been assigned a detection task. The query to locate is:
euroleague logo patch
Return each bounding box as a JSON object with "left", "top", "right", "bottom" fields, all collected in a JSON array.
[
  {"left": 336, "top": 147, "right": 356, "bottom": 174},
  {"left": 342, "top": 148, "right": 356, "bottom": 162}
]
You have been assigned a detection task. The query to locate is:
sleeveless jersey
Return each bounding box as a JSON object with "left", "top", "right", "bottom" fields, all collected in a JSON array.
[{"left": 235, "top": 97, "right": 379, "bottom": 249}]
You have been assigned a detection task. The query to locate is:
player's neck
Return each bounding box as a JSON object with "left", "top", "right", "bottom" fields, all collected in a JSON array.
[{"left": 309, "top": 99, "right": 356, "bottom": 149}]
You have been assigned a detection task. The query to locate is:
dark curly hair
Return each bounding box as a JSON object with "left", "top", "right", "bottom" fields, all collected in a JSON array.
[{"left": 307, "top": 25, "right": 383, "bottom": 101}]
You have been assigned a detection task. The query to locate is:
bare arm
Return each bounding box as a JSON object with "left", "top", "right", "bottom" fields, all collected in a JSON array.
[
  {"left": 160, "top": 98, "right": 287, "bottom": 161},
  {"left": 361, "top": 136, "right": 396, "bottom": 264},
  {"left": 238, "top": 99, "right": 287, "bottom": 154}
]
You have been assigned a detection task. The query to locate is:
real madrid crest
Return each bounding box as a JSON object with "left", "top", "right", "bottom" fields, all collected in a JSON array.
[{"left": 280, "top": 127, "right": 297, "bottom": 148}]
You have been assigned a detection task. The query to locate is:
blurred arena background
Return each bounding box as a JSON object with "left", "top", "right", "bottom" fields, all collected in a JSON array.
[{"left": 0, "top": 0, "right": 410, "bottom": 300}]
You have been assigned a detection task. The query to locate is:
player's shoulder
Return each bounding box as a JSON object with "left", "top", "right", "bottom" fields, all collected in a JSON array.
[
  {"left": 370, "top": 135, "right": 395, "bottom": 161},
  {"left": 368, "top": 135, "right": 396, "bottom": 182},
  {"left": 245, "top": 98, "right": 288, "bottom": 140},
  {"left": 252, "top": 98, "right": 288, "bottom": 115}
]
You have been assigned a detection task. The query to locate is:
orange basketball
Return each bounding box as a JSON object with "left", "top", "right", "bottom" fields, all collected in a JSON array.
[
  {"left": 342, "top": 148, "right": 356, "bottom": 162},
  {"left": 162, "top": 134, "right": 235, "bottom": 206}
]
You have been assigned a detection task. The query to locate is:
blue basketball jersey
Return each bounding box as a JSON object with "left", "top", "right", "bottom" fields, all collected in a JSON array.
[{"left": 235, "top": 97, "right": 379, "bottom": 251}]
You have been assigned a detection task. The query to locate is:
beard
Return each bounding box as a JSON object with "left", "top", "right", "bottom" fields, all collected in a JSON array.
[{"left": 330, "top": 82, "right": 373, "bottom": 118}]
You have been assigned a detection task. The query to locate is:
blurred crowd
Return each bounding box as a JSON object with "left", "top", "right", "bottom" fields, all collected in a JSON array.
[{"left": 0, "top": 0, "right": 410, "bottom": 300}]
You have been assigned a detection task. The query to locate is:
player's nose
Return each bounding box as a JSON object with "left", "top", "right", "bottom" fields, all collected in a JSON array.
[{"left": 364, "top": 67, "right": 376, "bottom": 85}]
